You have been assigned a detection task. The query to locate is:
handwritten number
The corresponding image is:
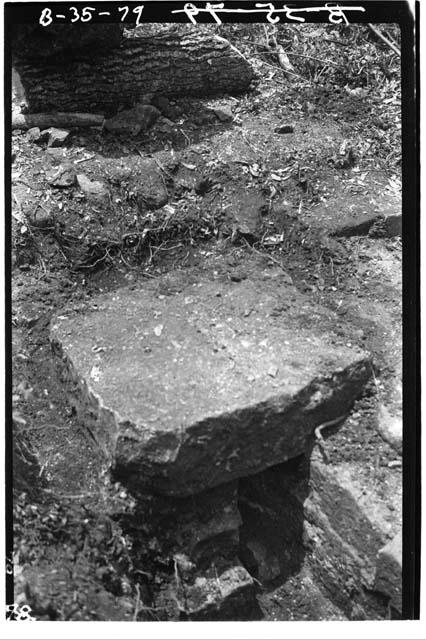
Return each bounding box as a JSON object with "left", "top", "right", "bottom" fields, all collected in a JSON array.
[
  {"left": 6, "top": 604, "right": 19, "bottom": 620},
  {"left": 17, "top": 604, "right": 35, "bottom": 621},
  {"left": 118, "top": 6, "right": 129, "bottom": 21},
  {"left": 6, "top": 603, "right": 35, "bottom": 621},
  {"left": 81, "top": 6, "right": 95, "bottom": 22},
  {"left": 69, "top": 6, "right": 79, "bottom": 22},
  {"left": 133, "top": 5, "right": 144, "bottom": 26},
  {"left": 39, "top": 8, "right": 52, "bottom": 26}
]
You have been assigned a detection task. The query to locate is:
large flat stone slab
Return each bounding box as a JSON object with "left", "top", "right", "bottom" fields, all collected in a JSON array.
[{"left": 51, "top": 273, "right": 371, "bottom": 495}]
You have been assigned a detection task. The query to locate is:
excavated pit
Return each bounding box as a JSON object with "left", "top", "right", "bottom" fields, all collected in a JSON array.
[{"left": 111, "top": 446, "right": 401, "bottom": 621}]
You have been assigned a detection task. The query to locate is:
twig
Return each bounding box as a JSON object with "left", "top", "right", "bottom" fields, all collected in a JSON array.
[
  {"left": 36, "top": 255, "right": 47, "bottom": 279},
  {"left": 242, "top": 237, "right": 287, "bottom": 273},
  {"left": 382, "top": 28, "right": 400, "bottom": 51},
  {"left": 178, "top": 128, "right": 191, "bottom": 147},
  {"left": 76, "top": 250, "right": 110, "bottom": 270},
  {"left": 314, "top": 413, "right": 349, "bottom": 442},
  {"left": 152, "top": 156, "right": 175, "bottom": 181},
  {"left": 12, "top": 177, "right": 35, "bottom": 190},
  {"left": 74, "top": 154, "right": 96, "bottom": 164},
  {"left": 21, "top": 421, "right": 73, "bottom": 432},
  {"left": 367, "top": 23, "right": 401, "bottom": 56},
  {"left": 173, "top": 557, "right": 186, "bottom": 610},
  {"left": 12, "top": 209, "right": 25, "bottom": 223},
  {"left": 213, "top": 564, "right": 224, "bottom": 599},
  {"left": 259, "top": 57, "right": 308, "bottom": 82},
  {"left": 119, "top": 251, "right": 136, "bottom": 270},
  {"left": 34, "top": 201, "right": 51, "bottom": 215},
  {"left": 55, "top": 243, "right": 71, "bottom": 263},
  {"left": 133, "top": 584, "right": 141, "bottom": 621},
  {"left": 285, "top": 51, "right": 341, "bottom": 68},
  {"left": 314, "top": 413, "right": 349, "bottom": 463},
  {"left": 215, "top": 34, "right": 251, "bottom": 65},
  {"left": 241, "top": 131, "right": 263, "bottom": 154}
]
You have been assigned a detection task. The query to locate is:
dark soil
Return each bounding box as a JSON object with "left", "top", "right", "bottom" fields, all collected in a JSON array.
[{"left": 11, "top": 23, "right": 402, "bottom": 621}]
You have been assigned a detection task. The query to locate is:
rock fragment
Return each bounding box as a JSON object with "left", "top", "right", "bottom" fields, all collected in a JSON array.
[
  {"left": 224, "top": 189, "right": 265, "bottom": 242},
  {"left": 177, "top": 563, "right": 256, "bottom": 620},
  {"left": 104, "top": 104, "right": 160, "bottom": 135},
  {"left": 274, "top": 124, "right": 294, "bottom": 134},
  {"left": 134, "top": 158, "right": 169, "bottom": 210},
  {"left": 213, "top": 106, "right": 233, "bottom": 123},
  {"left": 43, "top": 127, "right": 70, "bottom": 147},
  {"left": 332, "top": 213, "right": 384, "bottom": 238},
  {"left": 27, "top": 127, "right": 41, "bottom": 143},
  {"left": 47, "top": 164, "right": 76, "bottom": 188},
  {"left": 29, "top": 209, "right": 54, "bottom": 229},
  {"left": 377, "top": 403, "right": 402, "bottom": 454},
  {"left": 77, "top": 174, "right": 109, "bottom": 202},
  {"left": 369, "top": 214, "right": 402, "bottom": 238},
  {"left": 374, "top": 531, "right": 402, "bottom": 614}
]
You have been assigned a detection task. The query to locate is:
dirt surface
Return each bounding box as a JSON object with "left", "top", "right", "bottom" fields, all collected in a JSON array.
[{"left": 11, "top": 24, "right": 402, "bottom": 621}]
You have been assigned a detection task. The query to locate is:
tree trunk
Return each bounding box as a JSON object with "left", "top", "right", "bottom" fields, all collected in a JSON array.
[{"left": 13, "top": 26, "right": 254, "bottom": 114}]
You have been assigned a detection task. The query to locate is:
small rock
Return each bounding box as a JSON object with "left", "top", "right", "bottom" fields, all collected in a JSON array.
[
  {"left": 157, "top": 116, "right": 176, "bottom": 130},
  {"left": 195, "top": 177, "right": 213, "bottom": 196},
  {"left": 274, "top": 124, "right": 294, "bottom": 134},
  {"left": 213, "top": 106, "right": 233, "bottom": 123},
  {"left": 179, "top": 564, "right": 256, "bottom": 620},
  {"left": 43, "top": 127, "right": 70, "bottom": 148},
  {"left": 374, "top": 531, "right": 402, "bottom": 613},
  {"left": 229, "top": 268, "right": 247, "bottom": 282},
  {"left": 77, "top": 174, "right": 109, "bottom": 201},
  {"left": 74, "top": 135, "right": 88, "bottom": 146},
  {"left": 194, "top": 111, "right": 216, "bottom": 126},
  {"left": 225, "top": 189, "right": 266, "bottom": 242},
  {"left": 46, "top": 148, "right": 65, "bottom": 159},
  {"left": 372, "top": 116, "right": 391, "bottom": 130},
  {"left": 377, "top": 404, "right": 402, "bottom": 454},
  {"left": 47, "top": 164, "right": 76, "bottom": 188},
  {"left": 29, "top": 209, "right": 54, "bottom": 229},
  {"left": 388, "top": 460, "right": 402, "bottom": 468},
  {"left": 369, "top": 214, "right": 402, "bottom": 238},
  {"left": 132, "top": 158, "right": 169, "bottom": 210},
  {"left": 104, "top": 104, "right": 160, "bottom": 135},
  {"left": 27, "top": 127, "right": 41, "bottom": 142},
  {"left": 332, "top": 214, "right": 384, "bottom": 238},
  {"left": 383, "top": 214, "right": 402, "bottom": 237},
  {"left": 152, "top": 95, "right": 173, "bottom": 118}
]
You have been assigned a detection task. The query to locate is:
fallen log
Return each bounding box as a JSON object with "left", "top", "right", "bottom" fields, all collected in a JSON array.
[
  {"left": 13, "top": 25, "right": 255, "bottom": 114},
  {"left": 12, "top": 112, "right": 104, "bottom": 130},
  {"left": 12, "top": 24, "right": 124, "bottom": 58}
]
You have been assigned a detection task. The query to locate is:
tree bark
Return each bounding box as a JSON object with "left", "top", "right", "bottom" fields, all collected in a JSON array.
[{"left": 13, "top": 26, "right": 255, "bottom": 114}]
